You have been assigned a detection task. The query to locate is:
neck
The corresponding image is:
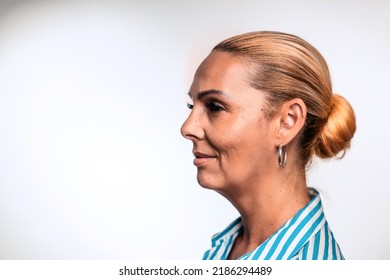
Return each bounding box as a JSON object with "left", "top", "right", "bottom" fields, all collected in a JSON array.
[{"left": 222, "top": 166, "right": 310, "bottom": 257}]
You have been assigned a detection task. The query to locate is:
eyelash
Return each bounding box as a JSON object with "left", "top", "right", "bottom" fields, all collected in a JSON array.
[
  {"left": 186, "top": 101, "right": 225, "bottom": 112},
  {"left": 206, "top": 100, "right": 224, "bottom": 112}
]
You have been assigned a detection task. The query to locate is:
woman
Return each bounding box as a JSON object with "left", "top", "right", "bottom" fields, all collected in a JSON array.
[{"left": 181, "top": 31, "right": 356, "bottom": 260}]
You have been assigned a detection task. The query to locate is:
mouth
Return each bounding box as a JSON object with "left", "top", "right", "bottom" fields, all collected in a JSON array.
[{"left": 193, "top": 152, "right": 217, "bottom": 167}]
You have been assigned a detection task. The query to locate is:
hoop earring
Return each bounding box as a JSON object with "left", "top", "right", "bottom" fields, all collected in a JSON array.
[{"left": 278, "top": 144, "right": 287, "bottom": 167}]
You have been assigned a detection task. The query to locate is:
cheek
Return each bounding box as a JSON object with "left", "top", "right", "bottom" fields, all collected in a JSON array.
[
  {"left": 207, "top": 124, "right": 244, "bottom": 154},
  {"left": 205, "top": 108, "right": 273, "bottom": 161},
  {"left": 210, "top": 120, "right": 268, "bottom": 161}
]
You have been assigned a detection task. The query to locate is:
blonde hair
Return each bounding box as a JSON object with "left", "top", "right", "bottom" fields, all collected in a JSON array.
[{"left": 213, "top": 31, "right": 356, "bottom": 166}]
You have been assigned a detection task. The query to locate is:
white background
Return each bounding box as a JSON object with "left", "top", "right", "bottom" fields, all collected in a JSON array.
[{"left": 0, "top": 0, "right": 389, "bottom": 260}]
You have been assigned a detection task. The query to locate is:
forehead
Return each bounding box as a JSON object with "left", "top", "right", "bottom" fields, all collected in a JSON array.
[{"left": 190, "top": 51, "right": 253, "bottom": 96}]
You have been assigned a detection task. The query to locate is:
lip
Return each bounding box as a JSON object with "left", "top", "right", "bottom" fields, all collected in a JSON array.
[{"left": 193, "top": 152, "right": 217, "bottom": 167}]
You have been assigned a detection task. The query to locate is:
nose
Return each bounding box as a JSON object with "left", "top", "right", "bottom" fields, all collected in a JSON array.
[{"left": 180, "top": 110, "right": 205, "bottom": 141}]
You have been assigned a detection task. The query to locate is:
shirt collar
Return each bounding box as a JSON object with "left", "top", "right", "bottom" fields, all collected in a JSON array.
[{"left": 211, "top": 188, "right": 326, "bottom": 259}]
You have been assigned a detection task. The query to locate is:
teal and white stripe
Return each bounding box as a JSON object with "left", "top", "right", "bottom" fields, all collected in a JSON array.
[{"left": 202, "top": 189, "right": 344, "bottom": 260}]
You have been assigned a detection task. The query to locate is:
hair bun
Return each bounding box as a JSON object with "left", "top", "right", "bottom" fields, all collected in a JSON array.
[{"left": 314, "top": 94, "right": 356, "bottom": 159}]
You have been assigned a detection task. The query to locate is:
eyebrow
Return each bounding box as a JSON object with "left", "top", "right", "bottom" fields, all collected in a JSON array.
[{"left": 188, "top": 89, "right": 228, "bottom": 100}]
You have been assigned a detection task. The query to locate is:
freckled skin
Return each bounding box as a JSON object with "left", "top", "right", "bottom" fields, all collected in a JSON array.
[
  {"left": 181, "top": 51, "right": 310, "bottom": 260},
  {"left": 181, "top": 51, "right": 276, "bottom": 195}
]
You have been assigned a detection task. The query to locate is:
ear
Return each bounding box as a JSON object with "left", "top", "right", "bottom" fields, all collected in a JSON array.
[{"left": 273, "top": 98, "right": 307, "bottom": 147}]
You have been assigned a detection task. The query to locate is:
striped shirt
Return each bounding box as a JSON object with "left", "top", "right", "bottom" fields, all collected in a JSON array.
[{"left": 202, "top": 189, "right": 344, "bottom": 260}]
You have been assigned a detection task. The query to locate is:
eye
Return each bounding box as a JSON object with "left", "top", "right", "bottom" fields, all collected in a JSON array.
[
  {"left": 186, "top": 103, "right": 193, "bottom": 110},
  {"left": 206, "top": 100, "right": 225, "bottom": 112}
]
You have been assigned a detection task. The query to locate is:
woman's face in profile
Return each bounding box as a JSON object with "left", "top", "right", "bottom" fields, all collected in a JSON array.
[{"left": 181, "top": 51, "right": 276, "bottom": 191}]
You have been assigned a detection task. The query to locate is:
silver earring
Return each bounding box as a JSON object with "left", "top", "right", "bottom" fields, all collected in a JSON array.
[{"left": 278, "top": 144, "right": 287, "bottom": 167}]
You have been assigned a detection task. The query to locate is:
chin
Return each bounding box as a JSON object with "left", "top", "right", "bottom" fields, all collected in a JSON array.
[{"left": 197, "top": 174, "right": 224, "bottom": 191}]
